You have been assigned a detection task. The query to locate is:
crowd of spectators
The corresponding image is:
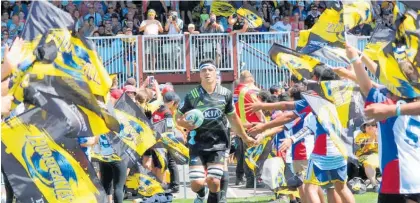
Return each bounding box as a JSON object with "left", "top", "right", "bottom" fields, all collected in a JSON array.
[{"left": 1, "top": 0, "right": 397, "bottom": 46}]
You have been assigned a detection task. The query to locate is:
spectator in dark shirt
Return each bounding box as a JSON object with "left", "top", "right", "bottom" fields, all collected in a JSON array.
[
  {"left": 350, "top": 23, "right": 373, "bottom": 36},
  {"left": 305, "top": 4, "right": 320, "bottom": 29},
  {"left": 98, "top": 25, "right": 106, "bottom": 36},
  {"left": 111, "top": 14, "right": 122, "bottom": 34}
]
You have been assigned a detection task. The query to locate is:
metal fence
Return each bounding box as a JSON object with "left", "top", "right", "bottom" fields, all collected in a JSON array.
[
  {"left": 189, "top": 33, "right": 233, "bottom": 71},
  {"left": 237, "top": 32, "right": 292, "bottom": 89},
  {"left": 142, "top": 34, "right": 186, "bottom": 73},
  {"left": 88, "top": 36, "right": 139, "bottom": 86}
]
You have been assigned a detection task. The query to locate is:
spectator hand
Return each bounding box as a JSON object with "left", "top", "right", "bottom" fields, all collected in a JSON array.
[
  {"left": 2, "top": 95, "right": 14, "bottom": 116},
  {"left": 279, "top": 138, "right": 292, "bottom": 152},
  {"left": 254, "top": 133, "right": 266, "bottom": 145},
  {"left": 245, "top": 102, "right": 262, "bottom": 113},
  {"left": 247, "top": 123, "right": 265, "bottom": 136},
  {"left": 364, "top": 103, "right": 396, "bottom": 121},
  {"left": 3, "top": 37, "right": 24, "bottom": 79},
  {"left": 243, "top": 135, "right": 257, "bottom": 147}
]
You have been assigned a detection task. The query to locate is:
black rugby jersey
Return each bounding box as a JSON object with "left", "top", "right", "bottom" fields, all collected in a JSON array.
[{"left": 178, "top": 84, "right": 235, "bottom": 152}]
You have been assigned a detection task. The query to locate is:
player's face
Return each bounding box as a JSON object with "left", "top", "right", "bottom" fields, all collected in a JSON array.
[{"left": 200, "top": 66, "right": 217, "bottom": 84}]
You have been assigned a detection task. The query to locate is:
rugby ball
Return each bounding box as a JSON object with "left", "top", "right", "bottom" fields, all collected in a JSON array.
[{"left": 185, "top": 109, "right": 204, "bottom": 129}]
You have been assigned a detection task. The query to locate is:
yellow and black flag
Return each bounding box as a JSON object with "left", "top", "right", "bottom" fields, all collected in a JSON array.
[
  {"left": 9, "top": 1, "right": 118, "bottom": 135},
  {"left": 160, "top": 132, "right": 190, "bottom": 165},
  {"left": 269, "top": 43, "right": 331, "bottom": 81},
  {"left": 114, "top": 93, "right": 160, "bottom": 157},
  {"left": 245, "top": 137, "right": 275, "bottom": 173},
  {"left": 237, "top": 3, "right": 263, "bottom": 28},
  {"left": 1, "top": 107, "right": 106, "bottom": 203},
  {"left": 301, "top": 93, "right": 352, "bottom": 160},
  {"left": 307, "top": 80, "right": 365, "bottom": 163},
  {"left": 297, "top": 1, "right": 373, "bottom": 65},
  {"left": 363, "top": 24, "right": 420, "bottom": 98}
]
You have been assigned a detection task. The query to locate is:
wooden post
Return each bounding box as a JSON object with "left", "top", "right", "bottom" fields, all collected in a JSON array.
[{"left": 185, "top": 33, "right": 191, "bottom": 82}]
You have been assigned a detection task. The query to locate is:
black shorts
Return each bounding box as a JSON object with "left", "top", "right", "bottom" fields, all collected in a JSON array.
[
  {"left": 378, "top": 193, "right": 420, "bottom": 203},
  {"left": 189, "top": 150, "right": 226, "bottom": 166}
]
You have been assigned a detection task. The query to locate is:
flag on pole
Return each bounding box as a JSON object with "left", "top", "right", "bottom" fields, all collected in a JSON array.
[{"left": 1, "top": 107, "right": 106, "bottom": 203}]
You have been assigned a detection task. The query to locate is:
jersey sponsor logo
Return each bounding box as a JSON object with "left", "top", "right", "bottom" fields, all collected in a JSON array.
[{"left": 203, "top": 108, "right": 223, "bottom": 119}]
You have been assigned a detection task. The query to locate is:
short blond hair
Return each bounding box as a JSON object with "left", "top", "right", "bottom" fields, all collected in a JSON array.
[{"left": 240, "top": 70, "right": 254, "bottom": 83}]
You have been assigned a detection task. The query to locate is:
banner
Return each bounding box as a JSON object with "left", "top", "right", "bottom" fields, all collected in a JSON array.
[
  {"left": 269, "top": 43, "right": 331, "bottom": 81},
  {"left": 115, "top": 93, "right": 160, "bottom": 157},
  {"left": 1, "top": 107, "right": 106, "bottom": 203},
  {"left": 90, "top": 132, "right": 124, "bottom": 163}
]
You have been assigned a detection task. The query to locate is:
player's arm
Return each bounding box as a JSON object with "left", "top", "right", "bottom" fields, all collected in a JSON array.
[
  {"left": 247, "top": 111, "right": 298, "bottom": 136},
  {"left": 245, "top": 101, "right": 296, "bottom": 113},
  {"left": 364, "top": 100, "right": 420, "bottom": 120},
  {"left": 227, "top": 113, "right": 256, "bottom": 147},
  {"left": 346, "top": 44, "right": 373, "bottom": 97},
  {"left": 225, "top": 92, "right": 256, "bottom": 146},
  {"left": 279, "top": 126, "right": 313, "bottom": 152}
]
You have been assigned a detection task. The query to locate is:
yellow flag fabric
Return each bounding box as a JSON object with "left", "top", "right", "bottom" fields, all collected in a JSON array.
[
  {"left": 210, "top": 1, "right": 236, "bottom": 17},
  {"left": 363, "top": 25, "right": 420, "bottom": 98},
  {"left": 343, "top": 1, "right": 373, "bottom": 30},
  {"left": 125, "top": 173, "right": 165, "bottom": 197},
  {"left": 269, "top": 43, "right": 330, "bottom": 81},
  {"left": 2, "top": 107, "right": 106, "bottom": 203}
]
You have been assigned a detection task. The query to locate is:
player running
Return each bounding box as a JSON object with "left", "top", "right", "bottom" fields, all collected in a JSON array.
[{"left": 176, "top": 59, "right": 255, "bottom": 203}]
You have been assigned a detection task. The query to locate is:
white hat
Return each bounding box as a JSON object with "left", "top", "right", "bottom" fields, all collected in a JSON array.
[{"left": 298, "top": 2, "right": 304, "bottom": 7}]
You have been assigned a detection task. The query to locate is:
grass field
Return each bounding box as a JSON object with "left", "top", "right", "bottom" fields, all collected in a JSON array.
[{"left": 124, "top": 192, "right": 378, "bottom": 203}]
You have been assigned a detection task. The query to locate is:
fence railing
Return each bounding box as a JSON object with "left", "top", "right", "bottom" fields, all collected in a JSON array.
[
  {"left": 2, "top": 33, "right": 374, "bottom": 87},
  {"left": 142, "top": 34, "right": 186, "bottom": 73},
  {"left": 237, "top": 32, "right": 292, "bottom": 88},
  {"left": 88, "top": 36, "right": 139, "bottom": 86},
  {"left": 189, "top": 33, "right": 233, "bottom": 71}
]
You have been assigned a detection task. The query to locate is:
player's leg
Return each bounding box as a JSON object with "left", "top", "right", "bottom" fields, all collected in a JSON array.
[
  {"left": 206, "top": 150, "right": 226, "bottom": 203},
  {"left": 293, "top": 160, "right": 308, "bottom": 203},
  {"left": 326, "top": 187, "right": 342, "bottom": 203},
  {"left": 332, "top": 164, "right": 355, "bottom": 203},
  {"left": 220, "top": 149, "right": 230, "bottom": 203},
  {"left": 189, "top": 152, "right": 207, "bottom": 203},
  {"left": 304, "top": 160, "right": 327, "bottom": 203}
]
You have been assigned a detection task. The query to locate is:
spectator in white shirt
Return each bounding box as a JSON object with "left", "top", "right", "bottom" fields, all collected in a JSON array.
[
  {"left": 139, "top": 9, "right": 164, "bottom": 35},
  {"left": 270, "top": 16, "right": 291, "bottom": 32},
  {"left": 165, "top": 11, "right": 183, "bottom": 34},
  {"left": 84, "top": 3, "right": 102, "bottom": 27}
]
